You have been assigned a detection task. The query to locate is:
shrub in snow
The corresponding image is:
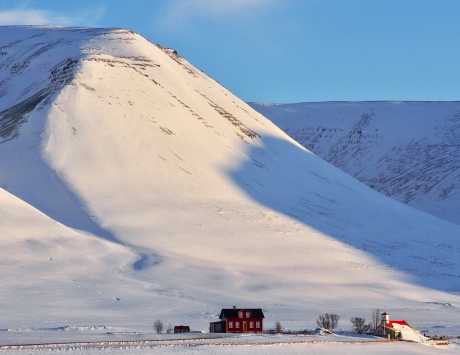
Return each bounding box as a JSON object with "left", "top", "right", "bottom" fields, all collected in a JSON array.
[
  {"left": 153, "top": 320, "right": 164, "bottom": 334},
  {"left": 350, "top": 317, "right": 371, "bottom": 334},
  {"left": 166, "top": 323, "right": 173, "bottom": 334},
  {"left": 275, "top": 321, "right": 283, "bottom": 333},
  {"left": 316, "top": 313, "right": 340, "bottom": 331}
]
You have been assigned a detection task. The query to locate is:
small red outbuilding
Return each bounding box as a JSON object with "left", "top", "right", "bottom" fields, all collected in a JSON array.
[{"left": 174, "top": 325, "right": 190, "bottom": 333}]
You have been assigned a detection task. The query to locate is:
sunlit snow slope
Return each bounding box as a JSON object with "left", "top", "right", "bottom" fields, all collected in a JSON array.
[
  {"left": 251, "top": 101, "right": 460, "bottom": 226},
  {"left": 1, "top": 27, "right": 460, "bottom": 329}
]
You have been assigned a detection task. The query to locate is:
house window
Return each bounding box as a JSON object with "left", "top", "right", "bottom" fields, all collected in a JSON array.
[
  {"left": 246, "top": 311, "right": 251, "bottom": 318},
  {"left": 256, "top": 321, "right": 260, "bottom": 328},
  {"left": 250, "top": 321, "right": 254, "bottom": 328},
  {"left": 235, "top": 321, "right": 240, "bottom": 328},
  {"left": 238, "top": 311, "right": 243, "bottom": 318},
  {"left": 229, "top": 321, "right": 233, "bottom": 329}
]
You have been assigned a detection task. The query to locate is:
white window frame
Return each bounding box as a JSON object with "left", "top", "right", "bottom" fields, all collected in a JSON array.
[
  {"left": 235, "top": 321, "right": 240, "bottom": 328},
  {"left": 229, "top": 321, "right": 233, "bottom": 329},
  {"left": 249, "top": 321, "right": 254, "bottom": 328}
]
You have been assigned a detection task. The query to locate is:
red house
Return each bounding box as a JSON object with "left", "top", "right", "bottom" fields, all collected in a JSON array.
[{"left": 210, "top": 307, "right": 264, "bottom": 333}]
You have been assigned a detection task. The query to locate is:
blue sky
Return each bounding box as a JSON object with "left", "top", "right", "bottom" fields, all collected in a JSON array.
[{"left": 1, "top": 0, "right": 460, "bottom": 103}]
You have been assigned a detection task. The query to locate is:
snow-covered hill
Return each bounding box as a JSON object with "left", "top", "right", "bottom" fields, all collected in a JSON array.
[
  {"left": 1, "top": 27, "right": 460, "bottom": 331},
  {"left": 251, "top": 101, "right": 460, "bottom": 226}
]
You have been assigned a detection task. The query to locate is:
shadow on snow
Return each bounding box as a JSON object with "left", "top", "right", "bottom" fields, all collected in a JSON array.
[{"left": 226, "top": 134, "right": 460, "bottom": 294}]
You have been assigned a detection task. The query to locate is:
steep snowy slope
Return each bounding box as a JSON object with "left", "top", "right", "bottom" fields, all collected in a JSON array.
[
  {"left": 251, "top": 101, "right": 460, "bottom": 225},
  {"left": 0, "top": 187, "right": 141, "bottom": 324},
  {"left": 1, "top": 27, "right": 460, "bottom": 330}
]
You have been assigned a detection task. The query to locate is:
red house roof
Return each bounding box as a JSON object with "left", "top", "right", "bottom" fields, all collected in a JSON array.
[{"left": 387, "top": 320, "right": 409, "bottom": 328}]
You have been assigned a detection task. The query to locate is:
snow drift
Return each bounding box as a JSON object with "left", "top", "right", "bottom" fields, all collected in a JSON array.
[{"left": 1, "top": 27, "right": 460, "bottom": 330}]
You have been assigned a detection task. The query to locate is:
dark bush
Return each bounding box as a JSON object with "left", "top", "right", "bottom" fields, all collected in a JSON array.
[
  {"left": 316, "top": 313, "right": 340, "bottom": 331},
  {"left": 351, "top": 317, "right": 371, "bottom": 334},
  {"left": 153, "top": 319, "right": 164, "bottom": 334}
]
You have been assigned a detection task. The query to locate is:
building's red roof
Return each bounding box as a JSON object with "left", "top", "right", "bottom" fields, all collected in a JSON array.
[{"left": 387, "top": 320, "right": 409, "bottom": 327}]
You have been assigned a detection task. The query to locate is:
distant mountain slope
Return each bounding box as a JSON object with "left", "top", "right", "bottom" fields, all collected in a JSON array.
[
  {"left": 1, "top": 27, "right": 460, "bottom": 329},
  {"left": 251, "top": 101, "right": 460, "bottom": 225}
]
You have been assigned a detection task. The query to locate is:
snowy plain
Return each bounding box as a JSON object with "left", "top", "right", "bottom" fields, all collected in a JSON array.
[
  {"left": 0, "top": 26, "right": 460, "bottom": 351},
  {"left": 1, "top": 333, "right": 459, "bottom": 355},
  {"left": 53, "top": 343, "right": 456, "bottom": 355},
  {"left": 2, "top": 338, "right": 459, "bottom": 355}
]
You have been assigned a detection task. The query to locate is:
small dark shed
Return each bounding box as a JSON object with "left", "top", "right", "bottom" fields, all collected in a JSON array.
[{"left": 174, "top": 325, "right": 190, "bottom": 333}]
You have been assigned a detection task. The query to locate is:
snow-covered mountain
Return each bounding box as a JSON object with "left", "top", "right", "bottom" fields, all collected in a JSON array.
[
  {"left": 1, "top": 27, "right": 460, "bottom": 330},
  {"left": 251, "top": 101, "right": 460, "bottom": 226}
]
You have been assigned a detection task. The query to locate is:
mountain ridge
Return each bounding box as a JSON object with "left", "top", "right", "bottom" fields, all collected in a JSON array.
[{"left": 251, "top": 101, "right": 460, "bottom": 226}]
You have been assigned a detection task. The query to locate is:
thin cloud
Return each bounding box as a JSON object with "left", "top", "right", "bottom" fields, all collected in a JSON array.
[
  {"left": 0, "top": 9, "right": 70, "bottom": 25},
  {"left": 0, "top": 7, "right": 106, "bottom": 27}
]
